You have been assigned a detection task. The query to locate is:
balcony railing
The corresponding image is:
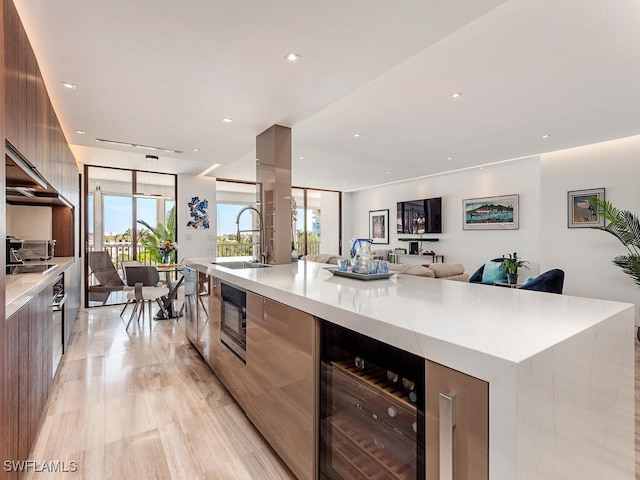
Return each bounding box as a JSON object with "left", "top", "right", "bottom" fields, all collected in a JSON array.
[
  {"left": 215, "top": 241, "right": 321, "bottom": 258},
  {"left": 88, "top": 242, "right": 159, "bottom": 278},
  {"left": 88, "top": 240, "right": 323, "bottom": 278}
]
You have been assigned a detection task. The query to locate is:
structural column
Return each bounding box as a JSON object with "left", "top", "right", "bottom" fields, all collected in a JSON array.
[{"left": 256, "top": 125, "right": 292, "bottom": 265}]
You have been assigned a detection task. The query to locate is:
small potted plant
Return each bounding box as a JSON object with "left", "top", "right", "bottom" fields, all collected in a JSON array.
[{"left": 501, "top": 252, "right": 530, "bottom": 284}]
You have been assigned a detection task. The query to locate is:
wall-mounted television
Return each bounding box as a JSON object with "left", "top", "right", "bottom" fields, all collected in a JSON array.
[{"left": 396, "top": 197, "right": 442, "bottom": 234}]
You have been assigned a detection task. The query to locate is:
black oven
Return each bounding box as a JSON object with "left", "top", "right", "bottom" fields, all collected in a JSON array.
[{"left": 220, "top": 282, "right": 247, "bottom": 362}]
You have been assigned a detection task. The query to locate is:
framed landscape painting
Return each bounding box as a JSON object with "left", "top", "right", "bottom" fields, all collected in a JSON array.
[
  {"left": 462, "top": 194, "right": 519, "bottom": 230},
  {"left": 568, "top": 188, "right": 605, "bottom": 228},
  {"left": 369, "top": 209, "right": 389, "bottom": 244}
]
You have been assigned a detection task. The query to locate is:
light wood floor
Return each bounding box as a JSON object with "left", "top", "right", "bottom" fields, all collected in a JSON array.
[
  {"left": 26, "top": 306, "right": 640, "bottom": 479},
  {"left": 26, "top": 306, "right": 296, "bottom": 479}
]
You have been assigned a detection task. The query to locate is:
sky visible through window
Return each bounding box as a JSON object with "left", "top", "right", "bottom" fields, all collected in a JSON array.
[
  {"left": 103, "top": 196, "right": 157, "bottom": 234},
  {"left": 103, "top": 199, "right": 318, "bottom": 236},
  {"left": 217, "top": 204, "right": 318, "bottom": 235},
  {"left": 217, "top": 204, "right": 253, "bottom": 235}
]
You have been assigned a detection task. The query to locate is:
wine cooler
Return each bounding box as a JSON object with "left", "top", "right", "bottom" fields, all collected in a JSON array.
[{"left": 320, "top": 321, "right": 425, "bottom": 480}]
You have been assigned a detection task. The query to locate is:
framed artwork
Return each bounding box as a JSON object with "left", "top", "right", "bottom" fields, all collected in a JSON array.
[
  {"left": 463, "top": 194, "right": 519, "bottom": 230},
  {"left": 568, "top": 188, "right": 605, "bottom": 228},
  {"left": 187, "top": 196, "right": 210, "bottom": 229},
  {"left": 369, "top": 209, "right": 389, "bottom": 244}
]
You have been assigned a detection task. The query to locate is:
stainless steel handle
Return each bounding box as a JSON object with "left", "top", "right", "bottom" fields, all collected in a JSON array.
[{"left": 439, "top": 392, "right": 456, "bottom": 480}]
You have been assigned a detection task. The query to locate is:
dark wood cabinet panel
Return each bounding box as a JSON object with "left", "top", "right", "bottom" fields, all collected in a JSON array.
[
  {"left": 35, "top": 64, "right": 49, "bottom": 180},
  {"left": 52, "top": 205, "right": 74, "bottom": 256},
  {"left": 4, "top": 306, "right": 24, "bottom": 480},
  {"left": 6, "top": 287, "right": 54, "bottom": 470},
  {"left": 17, "top": 302, "right": 30, "bottom": 461},
  {"left": 25, "top": 40, "right": 37, "bottom": 163},
  {"left": 4, "top": 0, "right": 26, "bottom": 155}
]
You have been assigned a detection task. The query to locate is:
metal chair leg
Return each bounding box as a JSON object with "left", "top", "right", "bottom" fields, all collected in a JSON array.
[
  {"left": 120, "top": 300, "right": 132, "bottom": 317},
  {"left": 126, "top": 301, "right": 139, "bottom": 330},
  {"left": 155, "top": 298, "right": 169, "bottom": 320}
]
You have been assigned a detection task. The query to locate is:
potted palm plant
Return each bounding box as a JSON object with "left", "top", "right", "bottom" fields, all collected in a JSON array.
[
  {"left": 137, "top": 206, "right": 177, "bottom": 264},
  {"left": 587, "top": 197, "right": 640, "bottom": 286},
  {"left": 501, "top": 252, "right": 530, "bottom": 284}
]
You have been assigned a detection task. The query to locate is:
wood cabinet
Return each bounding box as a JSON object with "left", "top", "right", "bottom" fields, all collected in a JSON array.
[
  {"left": 207, "top": 275, "right": 222, "bottom": 367},
  {"left": 3, "top": 0, "right": 80, "bottom": 200},
  {"left": 4, "top": 302, "right": 24, "bottom": 480},
  {"left": 198, "top": 281, "right": 317, "bottom": 480},
  {"left": 244, "top": 293, "right": 317, "bottom": 480},
  {"left": 426, "top": 360, "right": 488, "bottom": 480},
  {"left": 4, "top": 286, "right": 53, "bottom": 476},
  {"left": 205, "top": 277, "right": 249, "bottom": 406},
  {"left": 3, "top": 0, "right": 26, "bottom": 156}
]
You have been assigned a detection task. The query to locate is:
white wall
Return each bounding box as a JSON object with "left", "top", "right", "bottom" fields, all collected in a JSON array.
[
  {"left": 344, "top": 157, "right": 541, "bottom": 274},
  {"left": 319, "top": 191, "right": 340, "bottom": 254},
  {"left": 345, "top": 135, "right": 640, "bottom": 324},
  {"left": 540, "top": 135, "right": 640, "bottom": 322},
  {"left": 6, "top": 205, "right": 53, "bottom": 240},
  {"left": 177, "top": 174, "right": 217, "bottom": 261}
]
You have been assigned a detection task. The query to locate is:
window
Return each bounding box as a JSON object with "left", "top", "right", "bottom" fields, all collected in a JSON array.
[{"left": 216, "top": 180, "right": 259, "bottom": 258}]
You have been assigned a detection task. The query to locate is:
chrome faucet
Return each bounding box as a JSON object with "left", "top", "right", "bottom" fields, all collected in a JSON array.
[{"left": 235, "top": 206, "right": 266, "bottom": 263}]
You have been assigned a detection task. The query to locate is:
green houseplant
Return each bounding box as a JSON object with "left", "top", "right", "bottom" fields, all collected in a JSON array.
[
  {"left": 588, "top": 197, "right": 640, "bottom": 286},
  {"left": 501, "top": 252, "right": 530, "bottom": 284},
  {"left": 137, "top": 206, "right": 177, "bottom": 264}
]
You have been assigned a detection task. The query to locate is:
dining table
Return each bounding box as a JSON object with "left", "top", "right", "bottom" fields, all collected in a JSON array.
[{"left": 154, "top": 264, "right": 185, "bottom": 319}]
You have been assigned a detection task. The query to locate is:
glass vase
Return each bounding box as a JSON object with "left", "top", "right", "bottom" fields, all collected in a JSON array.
[
  {"left": 162, "top": 253, "right": 171, "bottom": 265},
  {"left": 352, "top": 241, "right": 374, "bottom": 274}
]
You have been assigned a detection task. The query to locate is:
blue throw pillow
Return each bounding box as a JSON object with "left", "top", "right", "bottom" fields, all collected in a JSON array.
[
  {"left": 523, "top": 275, "right": 537, "bottom": 286},
  {"left": 481, "top": 261, "right": 506, "bottom": 284}
]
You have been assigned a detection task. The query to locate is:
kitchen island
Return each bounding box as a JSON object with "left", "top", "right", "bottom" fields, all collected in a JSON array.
[{"left": 185, "top": 258, "right": 635, "bottom": 480}]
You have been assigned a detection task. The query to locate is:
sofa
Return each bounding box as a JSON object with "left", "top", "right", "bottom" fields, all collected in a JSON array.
[{"left": 304, "top": 254, "right": 469, "bottom": 282}]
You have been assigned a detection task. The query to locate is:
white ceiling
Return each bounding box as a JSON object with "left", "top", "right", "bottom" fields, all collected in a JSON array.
[{"left": 14, "top": 0, "right": 640, "bottom": 191}]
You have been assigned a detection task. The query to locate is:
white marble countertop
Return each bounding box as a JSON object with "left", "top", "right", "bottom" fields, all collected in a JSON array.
[
  {"left": 186, "top": 258, "right": 633, "bottom": 381},
  {"left": 5, "top": 257, "right": 75, "bottom": 318}
]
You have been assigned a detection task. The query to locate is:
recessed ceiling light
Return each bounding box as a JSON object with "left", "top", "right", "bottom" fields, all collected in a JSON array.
[
  {"left": 542, "top": 134, "right": 551, "bottom": 138},
  {"left": 450, "top": 92, "right": 462, "bottom": 98},
  {"left": 62, "top": 82, "right": 77, "bottom": 90},
  {"left": 386, "top": 171, "right": 391, "bottom": 174},
  {"left": 299, "top": 156, "right": 304, "bottom": 160},
  {"left": 193, "top": 148, "right": 199, "bottom": 152},
  {"left": 285, "top": 52, "right": 300, "bottom": 62},
  {"left": 75, "top": 130, "right": 86, "bottom": 135},
  {"left": 222, "top": 117, "right": 233, "bottom": 123},
  {"left": 353, "top": 133, "right": 361, "bottom": 138},
  {"left": 447, "top": 156, "right": 453, "bottom": 160}
]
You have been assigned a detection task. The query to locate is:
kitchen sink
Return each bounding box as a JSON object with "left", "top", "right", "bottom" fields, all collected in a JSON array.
[{"left": 213, "top": 261, "right": 271, "bottom": 270}]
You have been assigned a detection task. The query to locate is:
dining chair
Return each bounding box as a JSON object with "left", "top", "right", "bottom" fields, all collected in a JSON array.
[
  {"left": 87, "top": 251, "right": 126, "bottom": 304},
  {"left": 123, "top": 265, "right": 170, "bottom": 331},
  {"left": 120, "top": 260, "right": 142, "bottom": 317}
]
